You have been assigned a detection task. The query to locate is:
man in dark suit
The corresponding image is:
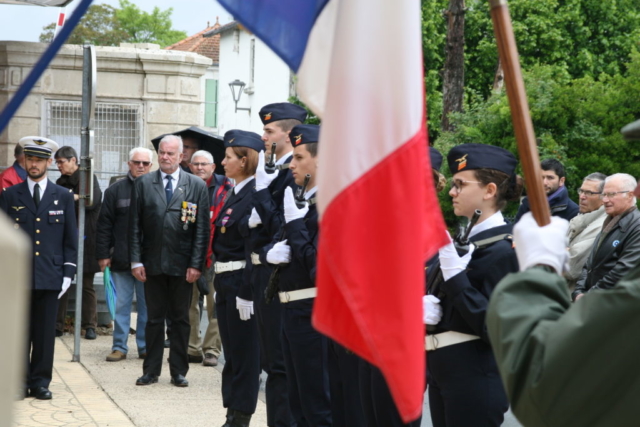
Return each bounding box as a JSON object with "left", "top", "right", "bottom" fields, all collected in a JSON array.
[
  {"left": 129, "top": 135, "right": 210, "bottom": 387},
  {"left": 0, "top": 136, "right": 77, "bottom": 400}
]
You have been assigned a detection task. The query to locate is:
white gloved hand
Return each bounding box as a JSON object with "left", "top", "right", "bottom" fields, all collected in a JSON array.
[
  {"left": 423, "top": 295, "right": 443, "bottom": 325},
  {"left": 58, "top": 277, "right": 72, "bottom": 299},
  {"left": 284, "top": 186, "right": 309, "bottom": 223},
  {"left": 255, "top": 152, "right": 279, "bottom": 191},
  {"left": 266, "top": 240, "right": 292, "bottom": 264},
  {"left": 236, "top": 297, "right": 254, "bottom": 321},
  {"left": 248, "top": 207, "right": 262, "bottom": 229},
  {"left": 438, "top": 231, "right": 475, "bottom": 281},
  {"left": 514, "top": 212, "right": 570, "bottom": 275}
]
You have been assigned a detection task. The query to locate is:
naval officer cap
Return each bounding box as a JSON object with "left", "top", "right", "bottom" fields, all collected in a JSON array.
[
  {"left": 259, "top": 102, "right": 307, "bottom": 125},
  {"left": 223, "top": 129, "right": 264, "bottom": 152},
  {"left": 430, "top": 147, "right": 443, "bottom": 171},
  {"left": 19, "top": 136, "right": 59, "bottom": 159},
  {"left": 447, "top": 143, "right": 517, "bottom": 176},
  {"left": 290, "top": 124, "right": 320, "bottom": 147}
]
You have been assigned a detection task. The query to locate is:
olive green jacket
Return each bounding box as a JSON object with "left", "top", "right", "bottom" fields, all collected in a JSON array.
[{"left": 487, "top": 266, "right": 640, "bottom": 427}]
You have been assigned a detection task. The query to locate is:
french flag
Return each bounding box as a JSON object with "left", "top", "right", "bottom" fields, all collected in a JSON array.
[{"left": 218, "top": 0, "right": 448, "bottom": 421}]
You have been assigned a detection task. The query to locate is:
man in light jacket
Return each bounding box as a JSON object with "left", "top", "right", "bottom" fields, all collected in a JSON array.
[{"left": 565, "top": 173, "right": 607, "bottom": 290}]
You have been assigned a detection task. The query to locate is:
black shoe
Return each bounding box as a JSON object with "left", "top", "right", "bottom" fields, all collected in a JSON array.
[
  {"left": 135, "top": 373, "right": 158, "bottom": 386},
  {"left": 164, "top": 339, "right": 170, "bottom": 348},
  {"left": 188, "top": 354, "right": 203, "bottom": 363},
  {"left": 85, "top": 328, "right": 97, "bottom": 340},
  {"left": 29, "top": 387, "right": 52, "bottom": 400},
  {"left": 170, "top": 374, "right": 189, "bottom": 387},
  {"left": 229, "top": 409, "right": 252, "bottom": 427},
  {"left": 55, "top": 329, "right": 63, "bottom": 337}
]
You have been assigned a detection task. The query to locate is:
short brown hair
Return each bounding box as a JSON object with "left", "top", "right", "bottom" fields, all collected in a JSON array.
[
  {"left": 231, "top": 146, "right": 259, "bottom": 176},
  {"left": 274, "top": 118, "right": 302, "bottom": 133}
]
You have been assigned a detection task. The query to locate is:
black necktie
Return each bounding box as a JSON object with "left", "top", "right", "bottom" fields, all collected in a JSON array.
[
  {"left": 33, "top": 183, "right": 40, "bottom": 208},
  {"left": 165, "top": 175, "right": 173, "bottom": 204}
]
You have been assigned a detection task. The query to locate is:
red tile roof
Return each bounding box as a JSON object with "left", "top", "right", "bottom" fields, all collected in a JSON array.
[{"left": 165, "top": 18, "right": 221, "bottom": 64}]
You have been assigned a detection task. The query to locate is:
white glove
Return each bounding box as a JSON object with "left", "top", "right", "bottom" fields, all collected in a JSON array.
[
  {"left": 236, "top": 297, "right": 254, "bottom": 321},
  {"left": 255, "top": 152, "right": 279, "bottom": 191},
  {"left": 266, "top": 239, "right": 292, "bottom": 264},
  {"left": 214, "top": 292, "right": 217, "bottom": 303},
  {"left": 514, "top": 212, "right": 570, "bottom": 275},
  {"left": 423, "top": 295, "right": 442, "bottom": 325},
  {"left": 248, "top": 207, "right": 262, "bottom": 229},
  {"left": 58, "top": 277, "right": 72, "bottom": 299},
  {"left": 438, "top": 231, "right": 475, "bottom": 281},
  {"left": 284, "top": 186, "right": 308, "bottom": 223}
]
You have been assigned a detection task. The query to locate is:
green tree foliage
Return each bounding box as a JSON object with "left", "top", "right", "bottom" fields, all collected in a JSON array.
[
  {"left": 437, "top": 51, "right": 640, "bottom": 221},
  {"left": 39, "top": 1, "right": 187, "bottom": 48},
  {"left": 39, "top": 4, "right": 128, "bottom": 45},
  {"left": 115, "top": 0, "right": 186, "bottom": 47}
]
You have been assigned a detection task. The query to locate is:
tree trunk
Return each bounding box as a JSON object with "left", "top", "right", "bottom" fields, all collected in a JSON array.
[
  {"left": 493, "top": 57, "right": 504, "bottom": 92},
  {"left": 441, "top": 0, "right": 466, "bottom": 133}
]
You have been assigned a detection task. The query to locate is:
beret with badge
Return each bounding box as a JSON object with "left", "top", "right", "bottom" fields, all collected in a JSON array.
[
  {"left": 259, "top": 102, "right": 307, "bottom": 125},
  {"left": 447, "top": 143, "right": 517, "bottom": 176},
  {"left": 223, "top": 129, "right": 264, "bottom": 152}
]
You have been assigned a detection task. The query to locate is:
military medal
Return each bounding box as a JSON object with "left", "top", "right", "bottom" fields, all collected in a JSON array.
[
  {"left": 221, "top": 226, "right": 226, "bottom": 234},
  {"left": 181, "top": 201, "right": 189, "bottom": 230},
  {"left": 221, "top": 214, "right": 230, "bottom": 234}
]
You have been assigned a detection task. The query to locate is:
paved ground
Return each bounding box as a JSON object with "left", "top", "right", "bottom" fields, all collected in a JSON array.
[{"left": 11, "top": 312, "right": 521, "bottom": 427}]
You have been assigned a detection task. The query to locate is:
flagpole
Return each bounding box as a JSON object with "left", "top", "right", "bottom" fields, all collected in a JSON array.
[{"left": 488, "top": 0, "right": 550, "bottom": 226}]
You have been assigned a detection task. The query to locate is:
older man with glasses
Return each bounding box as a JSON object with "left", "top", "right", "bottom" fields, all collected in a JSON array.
[
  {"left": 572, "top": 173, "right": 640, "bottom": 301},
  {"left": 96, "top": 147, "right": 154, "bottom": 361},
  {"left": 565, "top": 173, "right": 607, "bottom": 291}
]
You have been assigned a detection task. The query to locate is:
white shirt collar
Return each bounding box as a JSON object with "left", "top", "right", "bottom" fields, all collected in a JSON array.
[
  {"left": 305, "top": 186, "right": 318, "bottom": 200},
  {"left": 276, "top": 151, "right": 293, "bottom": 166},
  {"left": 469, "top": 211, "right": 506, "bottom": 238},
  {"left": 160, "top": 168, "right": 180, "bottom": 183},
  {"left": 27, "top": 177, "right": 48, "bottom": 197},
  {"left": 234, "top": 176, "right": 254, "bottom": 194}
]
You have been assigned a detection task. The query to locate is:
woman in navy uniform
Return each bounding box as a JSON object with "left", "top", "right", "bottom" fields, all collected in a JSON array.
[
  {"left": 213, "top": 130, "right": 263, "bottom": 427},
  {"left": 265, "top": 124, "right": 332, "bottom": 426},
  {"left": 424, "top": 143, "right": 522, "bottom": 427}
]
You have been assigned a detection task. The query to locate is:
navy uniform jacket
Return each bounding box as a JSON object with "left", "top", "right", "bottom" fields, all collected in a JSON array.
[
  {"left": 433, "top": 224, "right": 518, "bottom": 343},
  {"left": 254, "top": 154, "right": 296, "bottom": 238},
  {"left": 129, "top": 170, "right": 210, "bottom": 277},
  {"left": 213, "top": 179, "right": 254, "bottom": 297},
  {"left": 0, "top": 179, "right": 78, "bottom": 290},
  {"left": 265, "top": 203, "right": 319, "bottom": 293}
]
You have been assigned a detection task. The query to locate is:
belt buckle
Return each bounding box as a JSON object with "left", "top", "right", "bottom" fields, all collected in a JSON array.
[
  {"left": 427, "top": 334, "right": 439, "bottom": 351},
  {"left": 284, "top": 292, "right": 291, "bottom": 303}
]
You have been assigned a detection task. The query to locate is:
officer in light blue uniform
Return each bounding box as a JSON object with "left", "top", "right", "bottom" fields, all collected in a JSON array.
[{"left": 0, "top": 136, "right": 77, "bottom": 400}]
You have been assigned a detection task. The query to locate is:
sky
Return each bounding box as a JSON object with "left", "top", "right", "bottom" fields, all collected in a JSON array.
[{"left": 0, "top": 0, "right": 233, "bottom": 42}]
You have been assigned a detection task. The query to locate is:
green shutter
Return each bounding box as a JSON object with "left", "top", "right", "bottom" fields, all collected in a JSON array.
[{"left": 205, "top": 79, "right": 218, "bottom": 128}]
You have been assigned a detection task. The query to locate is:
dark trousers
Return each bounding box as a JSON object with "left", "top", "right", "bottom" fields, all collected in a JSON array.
[
  {"left": 143, "top": 274, "right": 192, "bottom": 377},
  {"left": 281, "top": 300, "right": 332, "bottom": 427},
  {"left": 359, "top": 359, "right": 422, "bottom": 427},
  {"left": 56, "top": 272, "right": 97, "bottom": 331},
  {"left": 252, "top": 265, "right": 293, "bottom": 426},
  {"left": 427, "top": 340, "right": 508, "bottom": 427},
  {"left": 328, "top": 340, "right": 366, "bottom": 427},
  {"left": 27, "top": 290, "right": 59, "bottom": 389},
  {"left": 216, "top": 270, "right": 260, "bottom": 414}
]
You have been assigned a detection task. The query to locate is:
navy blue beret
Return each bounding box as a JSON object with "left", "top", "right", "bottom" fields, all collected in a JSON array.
[
  {"left": 259, "top": 102, "right": 307, "bottom": 125},
  {"left": 447, "top": 143, "right": 517, "bottom": 176},
  {"left": 224, "top": 129, "right": 263, "bottom": 152},
  {"left": 290, "top": 124, "right": 320, "bottom": 147},
  {"left": 429, "top": 147, "right": 443, "bottom": 171}
]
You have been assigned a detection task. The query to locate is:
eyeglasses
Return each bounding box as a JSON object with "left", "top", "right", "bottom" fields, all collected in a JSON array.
[
  {"left": 55, "top": 159, "right": 69, "bottom": 166},
  {"left": 600, "top": 191, "right": 631, "bottom": 199},
  {"left": 450, "top": 179, "right": 482, "bottom": 194},
  {"left": 130, "top": 161, "right": 151, "bottom": 166},
  {"left": 191, "top": 162, "right": 212, "bottom": 167},
  {"left": 577, "top": 189, "right": 601, "bottom": 197}
]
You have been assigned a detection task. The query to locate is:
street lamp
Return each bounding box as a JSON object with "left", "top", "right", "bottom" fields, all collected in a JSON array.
[{"left": 229, "top": 79, "right": 251, "bottom": 113}]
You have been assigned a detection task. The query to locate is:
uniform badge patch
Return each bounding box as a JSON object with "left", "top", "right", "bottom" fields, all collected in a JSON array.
[
  {"left": 456, "top": 154, "right": 468, "bottom": 171},
  {"left": 11, "top": 206, "right": 25, "bottom": 211}
]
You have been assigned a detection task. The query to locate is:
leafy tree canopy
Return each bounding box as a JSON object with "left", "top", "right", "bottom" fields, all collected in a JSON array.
[{"left": 39, "top": 1, "right": 187, "bottom": 48}]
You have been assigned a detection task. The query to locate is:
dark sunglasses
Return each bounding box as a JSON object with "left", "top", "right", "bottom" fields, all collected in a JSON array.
[{"left": 131, "top": 161, "right": 151, "bottom": 166}]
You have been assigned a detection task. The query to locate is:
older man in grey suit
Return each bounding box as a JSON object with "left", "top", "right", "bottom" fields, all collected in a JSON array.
[{"left": 129, "top": 135, "right": 210, "bottom": 387}]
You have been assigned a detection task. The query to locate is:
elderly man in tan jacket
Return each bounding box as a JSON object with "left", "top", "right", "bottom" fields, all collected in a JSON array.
[{"left": 566, "top": 172, "right": 607, "bottom": 290}]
